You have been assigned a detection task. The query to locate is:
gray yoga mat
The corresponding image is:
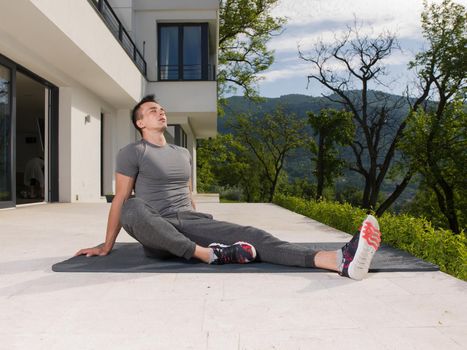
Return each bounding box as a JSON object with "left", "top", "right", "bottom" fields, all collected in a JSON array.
[{"left": 52, "top": 242, "right": 439, "bottom": 273}]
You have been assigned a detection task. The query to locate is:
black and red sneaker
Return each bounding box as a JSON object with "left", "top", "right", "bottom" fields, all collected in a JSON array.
[
  {"left": 339, "top": 215, "right": 381, "bottom": 280},
  {"left": 209, "top": 241, "right": 257, "bottom": 265}
]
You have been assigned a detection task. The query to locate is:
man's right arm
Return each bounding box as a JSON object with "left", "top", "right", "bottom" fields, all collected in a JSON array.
[{"left": 75, "top": 173, "right": 135, "bottom": 257}]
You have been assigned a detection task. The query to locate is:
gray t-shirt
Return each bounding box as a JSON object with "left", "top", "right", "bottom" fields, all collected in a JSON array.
[{"left": 116, "top": 140, "right": 193, "bottom": 216}]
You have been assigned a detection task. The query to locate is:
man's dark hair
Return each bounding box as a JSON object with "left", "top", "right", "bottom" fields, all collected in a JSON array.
[{"left": 131, "top": 94, "right": 158, "bottom": 135}]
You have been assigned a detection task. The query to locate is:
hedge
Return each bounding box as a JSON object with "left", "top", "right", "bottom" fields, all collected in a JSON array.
[{"left": 273, "top": 194, "right": 467, "bottom": 281}]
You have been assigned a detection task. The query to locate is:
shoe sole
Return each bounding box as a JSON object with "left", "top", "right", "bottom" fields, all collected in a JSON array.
[{"left": 348, "top": 215, "right": 380, "bottom": 280}]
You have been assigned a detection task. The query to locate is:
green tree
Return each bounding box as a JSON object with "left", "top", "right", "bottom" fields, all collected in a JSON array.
[
  {"left": 197, "top": 134, "right": 249, "bottom": 190},
  {"left": 230, "top": 106, "right": 306, "bottom": 202},
  {"left": 307, "top": 109, "right": 355, "bottom": 200},
  {"left": 197, "top": 134, "right": 236, "bottom": 192},
  {"left": 403, "top": 181, "right": 467, "bottom": 232},
  {"left": 218, "top": 0, "right": 285, "bottom": 102},
  {"left": 400, "top": 102, "right": 466, "bottom": 233},
  {"left": 299, "top": 22, "right": 416, "bottom": 215},
  {"left": 400, "top": 0, "right": 467, "bottom": 233},
  {"left": 196, "top": 133, "right": 263, "bottom": 201}
]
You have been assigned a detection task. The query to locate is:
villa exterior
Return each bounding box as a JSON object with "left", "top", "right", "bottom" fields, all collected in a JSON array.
[{"left": 0, "top": 0, "right": 219, "bottom": 209}]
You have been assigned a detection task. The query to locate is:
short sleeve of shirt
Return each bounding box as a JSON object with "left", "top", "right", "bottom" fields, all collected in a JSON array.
[
  {"left": 116, "top": 143, "right": 140, "bottom": 178},
  {"left": 186, "top": 148, "right": 192, "bottom": 167},
  {"left": 183, "top": 147, "right": 192, "bottom": 176}
]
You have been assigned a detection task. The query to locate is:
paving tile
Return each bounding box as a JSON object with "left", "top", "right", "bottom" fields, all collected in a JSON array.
[
  {"left": 0, "top": 295, "right": 74, "bottom": 335},
  {"left": 207, "top": 331, "right": 240, "bottom": 350},
  {"left": 203, "top": 296, "right": 353, "bottom": 333},
  {"left": 389, "top": 273, "right": 467, "bottom": 295},
  {"left": 370, "top": 326, "right": 464, "bottom": 350},
  {"left": 238, "top": 329, "right": 382, "bottom": 350},
  {"left": 437, "top": 326, "right": 467, "bottom": 348},
  {"left": 377, "top": 294, "right": 467, "bottom": 327},
  {"left": 221, "top": 273, "right": 331, "bottom": 299},
  {"left": 46, "top": 297, "right": 206, "bottom": 336},
  {"left": 320, "top": 275, "right": 412, "bottom": 297},
  {"left": 0, "top": 334, "right": 52, "bottom": 350},
  {"left": 31, "top": 332, "right": 208, "bottom": 350},
  {"left": 171, "top": 273, "right": 225, "bottom": 299},
  {"left": 1, "top": 202, "right": 466, "bottom": 350}
]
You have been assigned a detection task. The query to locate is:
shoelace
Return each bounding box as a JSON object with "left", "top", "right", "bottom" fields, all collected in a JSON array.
[{"left": 213, "top": 245, "right": 237, "bottom": 264}]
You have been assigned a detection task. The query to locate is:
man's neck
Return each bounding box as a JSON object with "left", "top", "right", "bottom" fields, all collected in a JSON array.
[{"left": 143, "top": 131, "right": 167, "bottom": 147}]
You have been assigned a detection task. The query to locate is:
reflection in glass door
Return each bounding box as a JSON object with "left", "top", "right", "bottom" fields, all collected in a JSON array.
[{"left": 0, "top": 64, "right": 12, "bottom": 207}]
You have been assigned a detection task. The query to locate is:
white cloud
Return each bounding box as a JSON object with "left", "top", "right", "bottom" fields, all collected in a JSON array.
[
  {"left": 273, "top": 0, "right": 441, "bottom": 30},
  {"left": 261, "top": 41, "right": 416, "bottom": 84},
  {"left": 258, "top": 0, "right": 467, "bottom": 96},
  {"left": 259, "top": 63, "right": 309, "bottom": 83},
  {"left": 267, "top": 0, "right": 460, "bottom": 54}
]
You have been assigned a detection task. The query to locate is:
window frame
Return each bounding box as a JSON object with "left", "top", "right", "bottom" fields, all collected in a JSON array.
[{"left": 157, "top": 23, "right": 209, "bottom": 81}]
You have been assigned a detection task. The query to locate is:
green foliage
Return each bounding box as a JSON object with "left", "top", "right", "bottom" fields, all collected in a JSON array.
[
  {"left": 299, "top": 19, "right": 415, "bottom": 214},
  {"left": 401, "top": 0, "right": 467, "bottom": 233},
  {"left": 307, "top": 109, "right": 355, "bottom": 199},
  {"left": 274, "top": 194, "right": 467, "bottom": 281},
  {"left": 279, "top": 178, "right": 316, "bottom": 200},
  {"left": 400, "top": 100, "right": 467, "bottom": 233},
  {"left": 410, "top": 0, "right": 467, "bottom": 98},
  {"left": 274, "top": 194, "right": 365, "bottom": 236},
  {"left": 196, "top": 133, "right": 266, "bottom": 202},
  {"left": 197, "top": 134, "right": 244, "bottom": 192},
  {"left": 229, "top": 105, "right": 307, "bottom": 202},
  {"left": 403, "top": 183, "right": 467, "bottom": 231},
  {"left": 218, "top": 0, "right": 285, "bottom": 103}
]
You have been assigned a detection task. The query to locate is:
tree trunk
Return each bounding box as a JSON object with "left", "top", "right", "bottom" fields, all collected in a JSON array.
[
  {"left": 361, "top": 175, "right": 370, "bottom": 208},
  {"left": 375, "top": 171, "right": 413, "bottom": 216},
  {"left": 316, "top": 135, "right": 325, "bottom": 200}
]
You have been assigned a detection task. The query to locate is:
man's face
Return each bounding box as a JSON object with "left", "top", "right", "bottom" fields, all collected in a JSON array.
[{"left": 137, "top": 102, "right": 167, "bottom": 133}]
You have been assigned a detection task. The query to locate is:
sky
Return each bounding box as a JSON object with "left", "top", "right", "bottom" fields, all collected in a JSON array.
[{"left": 256, "top": 0, "right": 467, "bottom": 98}]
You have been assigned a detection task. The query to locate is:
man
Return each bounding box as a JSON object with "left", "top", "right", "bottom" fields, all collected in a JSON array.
[
  {"left": 23, "top": 156, "right": 44, "bottom": 199},
  {"left": 76, "top": 95, "right": 381, "bottom": 280}
]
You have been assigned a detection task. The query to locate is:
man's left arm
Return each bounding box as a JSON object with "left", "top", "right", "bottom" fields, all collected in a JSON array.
[{"left": 188, "top": 178, "right": 197, "bottom": 210}]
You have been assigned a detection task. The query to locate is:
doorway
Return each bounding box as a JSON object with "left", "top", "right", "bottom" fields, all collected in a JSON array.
[
  {"left": 0, "top": 55, "right": 58, "bottom": 209},
  {"left": 15, "top": 71, "right": 47, "bottom": 204}
]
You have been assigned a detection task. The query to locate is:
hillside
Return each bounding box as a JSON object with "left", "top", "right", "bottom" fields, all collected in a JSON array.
[{"left": 219, "top": 92, "right": 418, "bottom": 209}]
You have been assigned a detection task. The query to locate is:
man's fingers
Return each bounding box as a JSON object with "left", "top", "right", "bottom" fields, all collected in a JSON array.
[
  {"left": 74, "top": 249, "right": 86, "bottom": 256},
  {"left": 75, "top": 248, "right": 96, "bottom": 257}
]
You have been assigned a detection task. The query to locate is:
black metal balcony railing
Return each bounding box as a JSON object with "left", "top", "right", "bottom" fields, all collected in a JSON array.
[
  {"left": 89, "top": 0, "right": 147, "bottom": 77},
  {"left": 159, "top": 64, "right": 216, "bottom": 81}
]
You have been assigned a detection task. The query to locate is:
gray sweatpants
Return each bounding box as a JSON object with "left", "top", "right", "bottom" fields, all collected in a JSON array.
[{"left": 120, "top": 198, "right": 317, "bottom": 267}]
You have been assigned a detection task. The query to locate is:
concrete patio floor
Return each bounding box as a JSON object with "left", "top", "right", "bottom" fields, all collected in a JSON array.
[{"left": 1, "top": 202, "right": 466, "bottom": 350}]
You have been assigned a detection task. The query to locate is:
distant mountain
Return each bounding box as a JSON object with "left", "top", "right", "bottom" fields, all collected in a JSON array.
[
  {"left": 219, "top": 91, "right": 418, "bottom": 209},
  {"left": 220, "top": 91, "right": 409, "bottom": 133}
]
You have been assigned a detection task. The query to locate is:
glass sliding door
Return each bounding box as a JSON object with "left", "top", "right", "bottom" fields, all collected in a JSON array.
[
  {"left": 183, "top": 26, "right": 202, "bottom": 80},
  {"left": 0, "top": 62, "right": 14, "bottom": 208},
  {"left": 159, "top": 26, "right": 179, "bottom": 80},
  {"left": 158, "top": 23, "right": 209, "bottom": 81}
]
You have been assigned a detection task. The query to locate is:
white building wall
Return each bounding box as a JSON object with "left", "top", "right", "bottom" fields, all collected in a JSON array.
[
  {"left": 102, "top": 111, "right": 116, "bottom": 196},
  {"left": 107, "top": 0, "right": 135, "bottom": 40},
  {"left": 59, "top": 85, "right": 122, "bottom": 203},
  {"left": 58, "top": 87, "right": 72, "bottom": 203}
]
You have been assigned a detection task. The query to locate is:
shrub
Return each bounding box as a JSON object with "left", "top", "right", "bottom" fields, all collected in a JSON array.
[{"left": 274, "top": 194, "right": 467, "bottom": 281}]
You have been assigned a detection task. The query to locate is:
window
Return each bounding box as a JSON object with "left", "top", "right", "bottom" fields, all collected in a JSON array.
[
  {"left": 158, "top": 23, "right": 209, "bottom": 81},
  {"left": 165, "top": 125, "right": 187, "bottom": 148}
]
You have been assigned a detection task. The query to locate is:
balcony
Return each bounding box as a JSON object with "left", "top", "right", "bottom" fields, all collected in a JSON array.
[
  {"left": 89, "top": 0, "right": 147, "bottom": 77},
  {"left": 159, "top": 64, "right": 216, "bottom": 81}
]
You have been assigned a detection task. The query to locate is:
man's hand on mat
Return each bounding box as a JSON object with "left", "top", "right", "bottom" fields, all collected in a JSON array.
[{"left": 75, "top": 244, "right": 110, "bottom": 257}]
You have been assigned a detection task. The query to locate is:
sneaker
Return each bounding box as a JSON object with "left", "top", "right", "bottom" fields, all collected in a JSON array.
[
  {"left": 209, "top": 241, "right": 257, "bottom": 265},
  {"left": 339, "top": 215, "right": 381, "bottom": 280}
]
